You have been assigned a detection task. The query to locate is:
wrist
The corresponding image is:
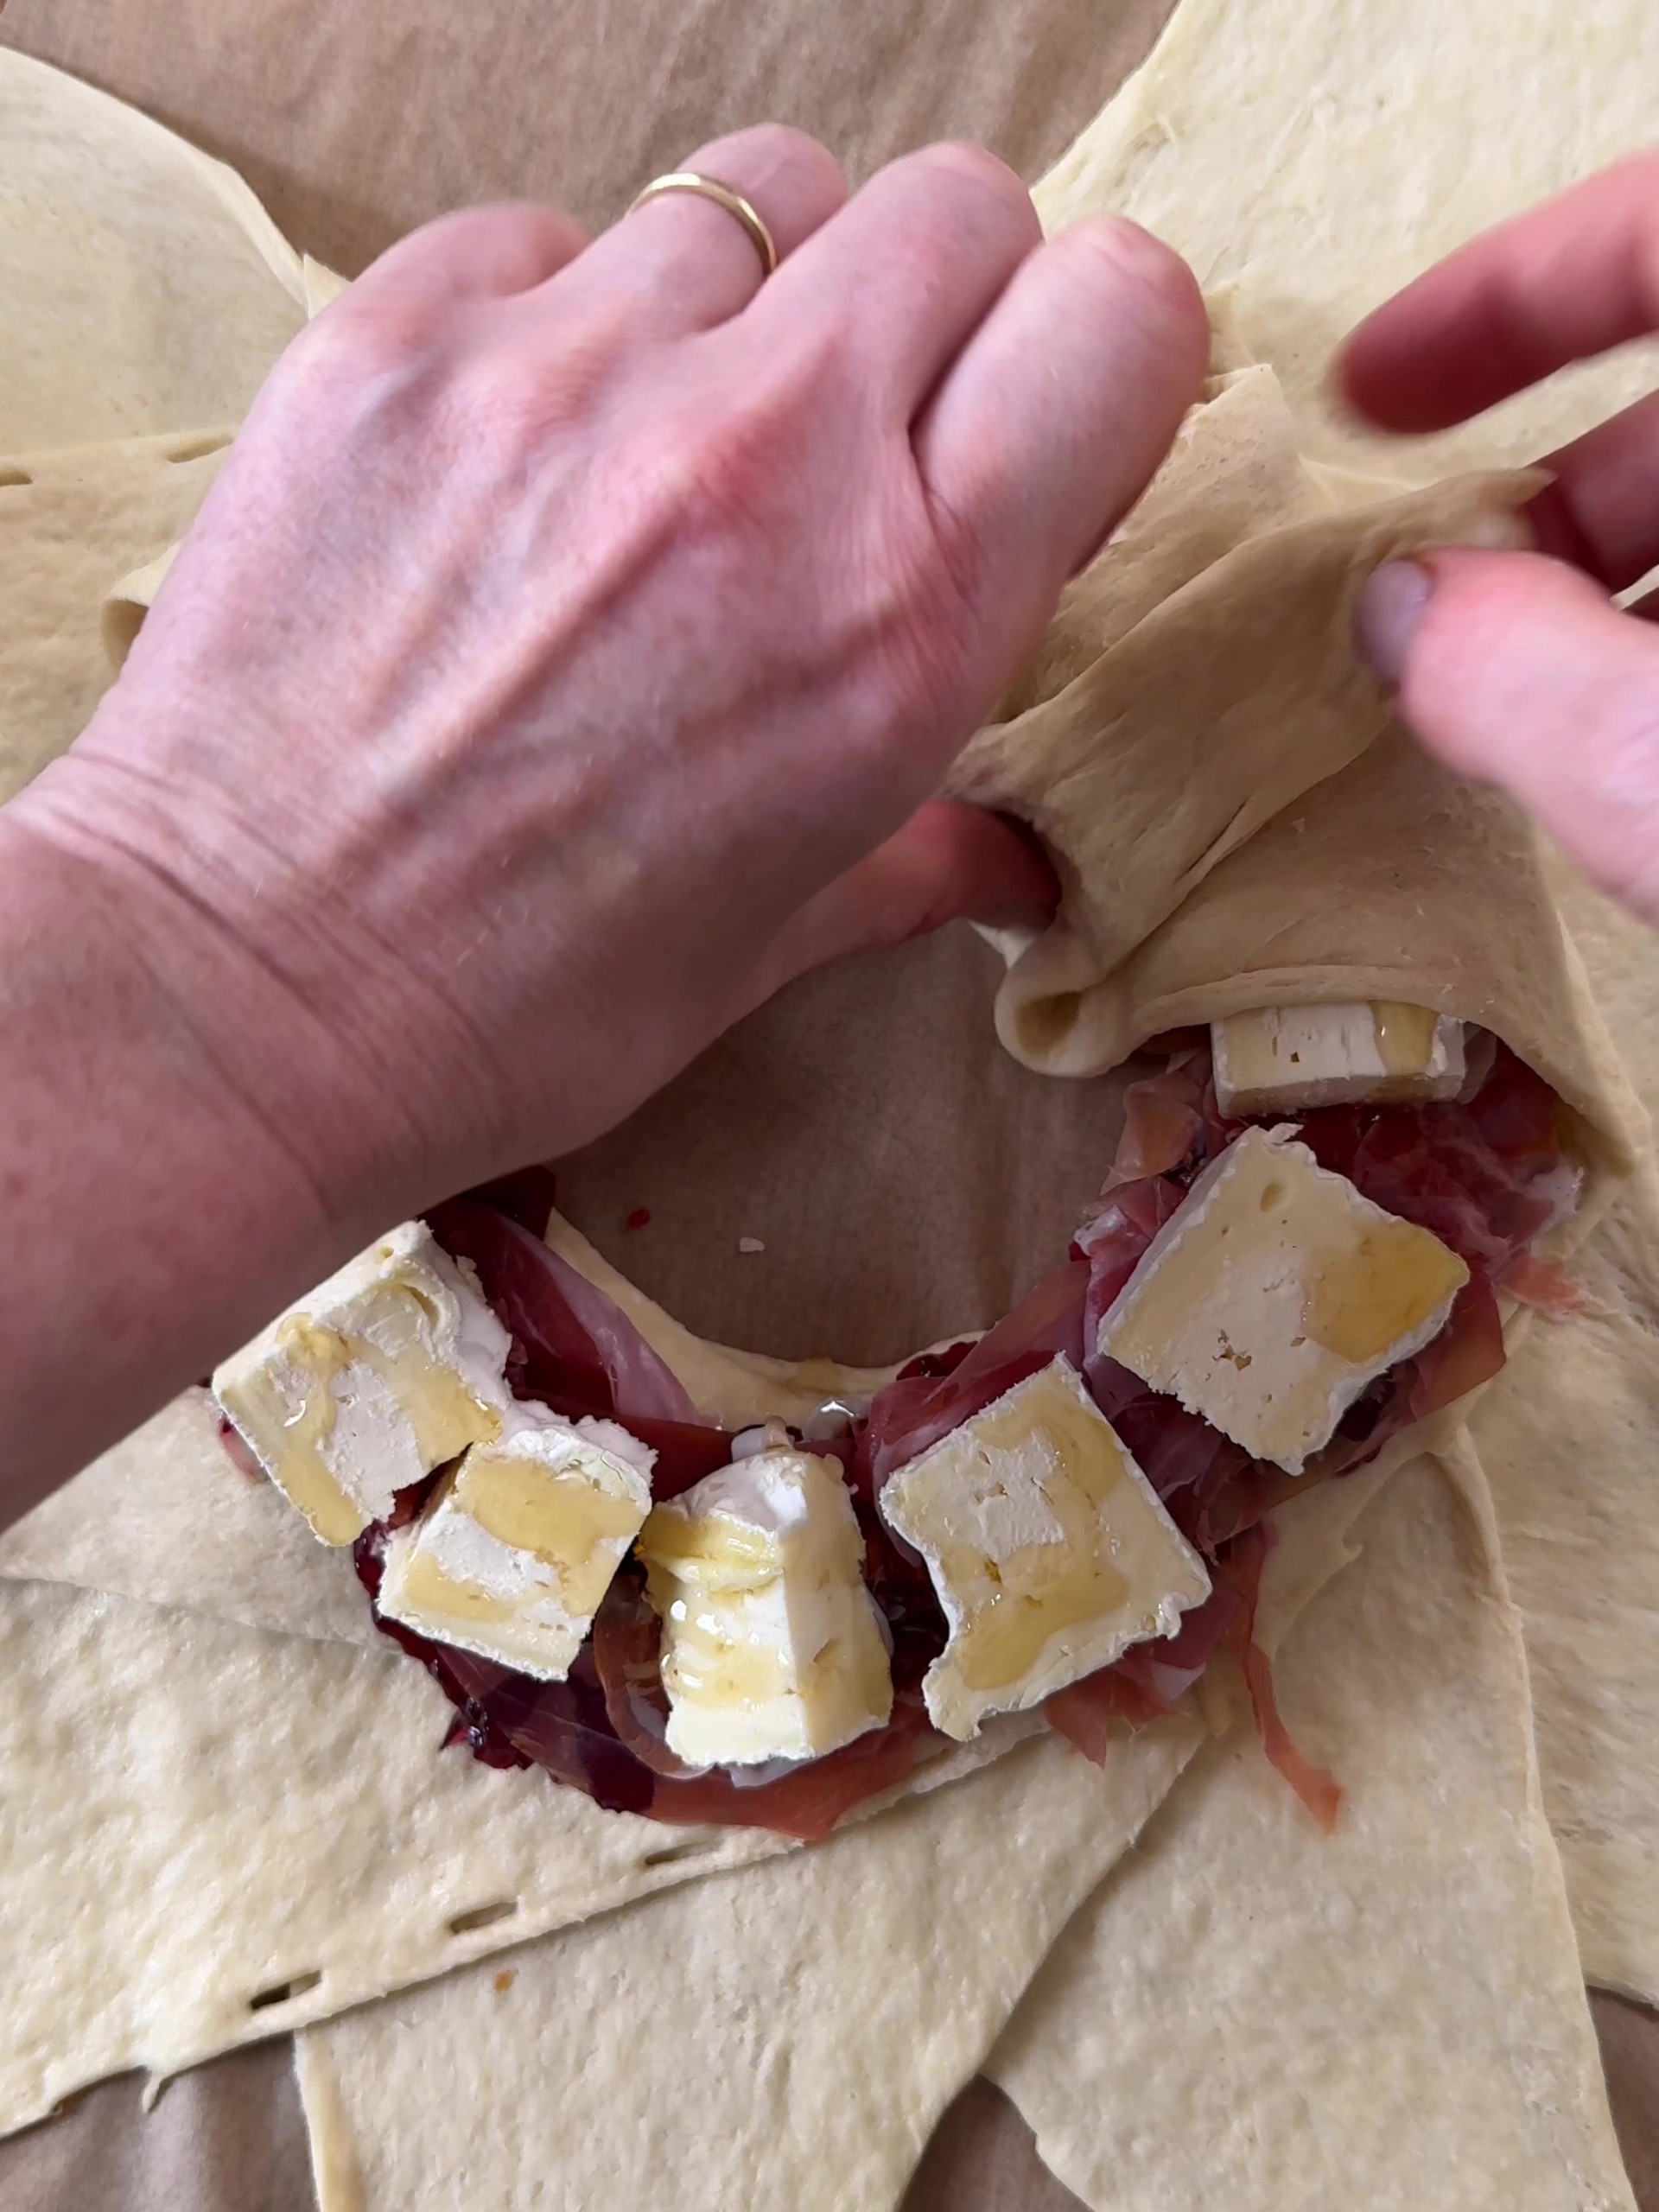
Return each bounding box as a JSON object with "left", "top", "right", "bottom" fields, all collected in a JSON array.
[
  {"left": 10, "top": 681, "right": 478, "bottom": 1224},
  {"left": 0, "top": 792, "right": 422, "bottom": 1518}
]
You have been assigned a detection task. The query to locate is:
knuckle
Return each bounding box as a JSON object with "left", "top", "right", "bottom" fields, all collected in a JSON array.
[
  {"left": 677, "top": 329, "right": 850, "bottom": 525},
  {"left": 857, "top": 525, "right": 988, "bottom": 751},
  {"left": 715, "top": 121, "right": 842, "bottom": 189},
  {"left": 880, "top": 142, "right": 1040, "bottom": 253},
  {"left": 439, "top": 306, "right": 624, "bottom": 454},
  {"left": 1059, "top": 216, "right": 1208, "bottom": 367},
  {"left": 282, "top": 290, "right": 436, "bottom": 399},
  {"left": 914, "top": 139, "right": 1031, "bottom": 214}
]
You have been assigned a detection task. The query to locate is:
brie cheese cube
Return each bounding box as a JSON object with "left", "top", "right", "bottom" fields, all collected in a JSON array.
[
  {"left": 377, "top": 1418, "right": 653, "bottom": 1680},
  {"left": 213, "top": 1219, "right": 516, "bottom": 1546},
  {"left": 877, "top": 1357, "right": 1210, "bottom": 1743},
  {"left": 635, "top": 1449, "right": 893, "bottom": 1770},
  {"left": 1212, "top": 1001, "right": 1465, "bottom": 1116},
  {"left": 1099, "top": 1126, "right": 1470, "bottom": 1474}
]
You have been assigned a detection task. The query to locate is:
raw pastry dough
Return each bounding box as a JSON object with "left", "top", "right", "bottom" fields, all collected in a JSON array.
[
  {"left": 290, "top": 1460, "right": 1384, "bottom": 2212},
  {"left": 988, "top": 1450, "right": 1632, "bottom": 2212},
  {"left": 294, "top": 1726, "right": 1204, "bottom": 2212},
  {"left": 0, "top": 432, "right": 230, "bottom": 802},
  {"left": 952, "top": 468, "right": 1537, "bottom": 1057},
  {"left": 0, "top": 1567, "right": 1045, "bottom": 2133},
  {"left": 296, "top": 1453, "right": 1632, "bottom": 2212},
  {"left": 1033, "top": 0, "right": 1659, "bottom": 480},
  {"left": 0, "top": 48, "right": 306, "bottom": 448}
]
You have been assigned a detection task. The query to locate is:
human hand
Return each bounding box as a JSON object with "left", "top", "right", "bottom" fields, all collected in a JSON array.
[
  {"left": 1343, "top": 156, "right": 1659, "bottom": 918},
  {"left": 7, "top": 124, "right": 1205, "bottom": 1245}
]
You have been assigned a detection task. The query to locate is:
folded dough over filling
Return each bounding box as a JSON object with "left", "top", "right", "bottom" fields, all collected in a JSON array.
[{"left": 957, "top": 470, "right": 1567, "bottom": 1084}]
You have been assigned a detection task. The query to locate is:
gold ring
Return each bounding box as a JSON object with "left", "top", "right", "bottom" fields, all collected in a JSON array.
[{"left": 626, "top": 171, "right": 779, "bottom": 280}]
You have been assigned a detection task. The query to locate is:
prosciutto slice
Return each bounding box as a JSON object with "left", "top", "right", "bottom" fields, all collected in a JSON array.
[
  {"left": 427, "top": 1192, "right": 703, "bottom": 1430},
  {"left": 1218, "top": 1524, "right": 1343, "bottom": 1833},
  {"left": 853, "top": 1257, "right": 1089, "bottom": 1497}
]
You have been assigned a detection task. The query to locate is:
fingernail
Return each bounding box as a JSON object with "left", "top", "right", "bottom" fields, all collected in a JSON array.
[{"left": 1354, "top": 559, "right": 1433, "bottom": 686}]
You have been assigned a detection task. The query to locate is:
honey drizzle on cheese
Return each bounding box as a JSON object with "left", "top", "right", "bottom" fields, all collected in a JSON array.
[
  {"left": 270, "top": 1316, "right": 365, "bottom": 1545},
  {"left": 1371, "top": 1001, "right": 1440, "bottom": 1077},
  {"left": 396, "top": 1541, "right": 519, "bottom": 1625},
  {"left": 639, "top": 1492, "right": 890, "bottom": 1730},
  {"left": 941, "top": 1394, "right": 1130, "bottom": 1694},
  {"left": 268, "top": 1295, "right": 503, "bottom": 1544},
  {"left": 637, "top": 1510, "right": 779, "bottom": 1590},
  {"left": 1302, "top": 1217, "right": 1468, "bottom": 1364},
  {"left": 452, "top": 1452, "right": 645, "bottom": 1618}
]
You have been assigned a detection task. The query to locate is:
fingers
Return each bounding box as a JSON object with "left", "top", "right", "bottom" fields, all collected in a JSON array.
[
  {"left": 1356, "top": 546, "right": 1659, "bottom": 920},
  {"left": 1338, "top": 153, "right": 1659, "bottom": 432},
  {"left": 754, "top": 143, "right": 1041, "bottom": 416},
  {"left": 915, "top": 215, "right": 1209, "bottom": 611},
  {"left": 348, "top": 205, "right": 591, "bottom": 318},
  {"left": 550, "top": 124, "right": 847, "bottom": 337},
  {"left": 741, "top": 800, "right": 1058, "bottom": 1007},
  {"left": 1528, "top": 388, "right": 1659, "bottom": 592}
]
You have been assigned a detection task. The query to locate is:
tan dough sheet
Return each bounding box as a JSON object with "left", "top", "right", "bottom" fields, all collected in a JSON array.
[
  {"left": 293, "top": 1727, "right": 1205, "bottom": 2212},
  {"left": 291, "top": 1462, "right": 1391, "bottom": 2212},
  {"left": 1465, "top": 1178, "right": 1659, "bottom": 2010},
  {"left": 0, "top": 1545, "right": 1072, "bottom": 2134},
  {"left": 0, "top": 1391, "right": 373, "bottom": 1647},
  {"left": 298, "top": 1452, "right": 1630, "bottom": 2212},
  {"left": 995, "top": 0, "right": 1659, "bottom": 2042},
  {"left": 987, "top": 1448, "right": 1631, "bottom": 2211},
  {"left": 1033, "top": 0, "right": 1659, "bottom": 480},
  {"left": 0, "top": 432, "right": 231, "bottom": 804},
  {"left": 0, "top": 48, "right": 306, "bottom": 449},
  {"left": 996, "top": 358, "right": 1316, "bottom": 717},
  {"left": 1470, "top": 840, "right": 1659, "bottom": 2011}
]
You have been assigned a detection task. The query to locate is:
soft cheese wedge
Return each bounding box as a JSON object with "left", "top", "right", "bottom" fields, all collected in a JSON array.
[
  {"left": 878, "top": 1357, "right": 1210, "bottom": 1743},
  {"left": 636, "top": 1448, "right": 893, "bottom": 1769},
  {"left": 1099, "top": 1126, "right": 1469, "bottom": 1474},
  {"left": 1212, "top": 1001, "right": 1465, "bottom": 1116},
  {"left": 213, "top": 1219, "right": 515, "bottom": 1545},
  {"left": 378, "top": 1419, "right": 653, "bottom": 1680}
]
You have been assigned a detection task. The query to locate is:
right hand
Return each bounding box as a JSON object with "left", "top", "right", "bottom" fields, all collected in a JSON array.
[{"left": 1342, "top": 155, "right": 1659, "bottom": 920}]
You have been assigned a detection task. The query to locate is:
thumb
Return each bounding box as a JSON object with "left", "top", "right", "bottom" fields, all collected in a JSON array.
[
  {"left": 1355, "top": 547, "right": 1659, "bottom": 921},
  {"left": 737, "top": 798, "right": 1058, "bottom": 1014}
]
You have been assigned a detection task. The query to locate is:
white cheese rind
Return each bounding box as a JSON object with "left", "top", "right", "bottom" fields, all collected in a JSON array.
[
  {"left": 637, "top": 1449, "right": 893, "bottom": 1770},
  {"left": 1212, "top": 1002, "right": 1465, "bottom": 1116},
  {"left": 1098, "top": 1126, "right": 1469, "bottom": 1475},
  {"left": 212, "top": 1219, "right": 518, "bottom": 1546},
  {"left": 877, "top": 1357, "right": 1211, "bottom": 1743},
  {"left": 377, "top": 1420, "right": 654, "bottom": 1681}
]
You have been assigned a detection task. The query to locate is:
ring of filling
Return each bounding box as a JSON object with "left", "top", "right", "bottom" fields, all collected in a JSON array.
[{"left": 219, "top": 1031, "right": 1583, "bottom": 1840}]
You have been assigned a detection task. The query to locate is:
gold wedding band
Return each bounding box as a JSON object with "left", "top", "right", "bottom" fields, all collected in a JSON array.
[{"left": 626, "top": 171, "right": 779, "bottom": 279}]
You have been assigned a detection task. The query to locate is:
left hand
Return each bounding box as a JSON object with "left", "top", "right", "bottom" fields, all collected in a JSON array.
[
  {"left": 12, "top": 128, "right": 1205, "bottom": 1228},
  {"left": 0, "top": 126, "right": 1207, "bottom": 1512}
]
